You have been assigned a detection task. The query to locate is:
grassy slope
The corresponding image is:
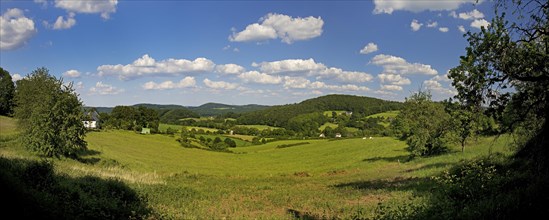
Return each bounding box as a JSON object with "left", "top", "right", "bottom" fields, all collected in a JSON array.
[
  {"left": 0, "top": 116, "right": 514, "bottom": 219},
  {"left": 365, "top": 110, "right": 400, "bottom": 119}
]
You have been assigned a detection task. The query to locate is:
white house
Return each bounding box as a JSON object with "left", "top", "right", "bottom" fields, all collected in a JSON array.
[
  {"left": 335, "top": 133, "right": 342, "bottom": 138},
  {"left": 319, "top": 133, "right": 325, "bottom": 138},
  {"left": 82, "top": 110, "right": 100, "bottom": 129}
]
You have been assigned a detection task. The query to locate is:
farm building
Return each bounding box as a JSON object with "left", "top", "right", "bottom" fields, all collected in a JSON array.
[
  {"left": 141, "top": 128, "right": 151, "bottom": 134},
  {"left": 82, "top": 110, "right": 100, "bottom": 129},
  {"left": 335, "top": 133, "right": 342, "bottom": 138},
  {"left": 319, "top": 133, "right": 325, "bottom": 138}
]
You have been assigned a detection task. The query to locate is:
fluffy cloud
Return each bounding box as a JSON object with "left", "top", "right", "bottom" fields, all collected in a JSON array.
[
  {"left": 230, "top": 13, "right": 324, "bottom": 44},
  {"left": 373, "top": 0, "right": 479, "bottom": 14},
  {"left": 318, "top": 68, "right": 373, "bottom": 83},
  {"left": 89, "top": 81, "right": 123, "bottom": 95},
  {"left": 142, "top": 77, "right": 196, "bottom": 90},
  {"left": 458, "top": 25, "right": 466, "bottom": 33},
  {"left": 427, "top": 21, "right": 438, "bottom": 28},
  {"left": 97, "top": 54, "right": 215, "bottom": 80},
  {"left": 424, "top": 74, "right": 457, "bottom": 96},
  {"left": 0, "top": 8, "right": 36, "bottom": 50},
  {"left": 380, "top": 84, "right": 403, "bottom": 91},
  {"left": 378, "top": 73, "right": 411, "bottom": 85},
  {"left": 283, "top": 76, "right": 311, "bottom": 89},
  {"left": 52, "top": 12, "right": 76, "bottom": 30},
  {"left": 359, "top": 42, "right": 378, "bottom": 54},
  {"left": 282, "top": 76, "right": 369, "bottom": 92},
  {"left": 238, "top": 71, "right": 282, "bottom": 84},
  {"left": 215, "top": 63, "right": 245, "bottom": 74},
  {"left": 471, "top": 19, "right": 490, "bottom": 29},
  {"left": 411, "top": 19, "right": 423, "bottom": 31},
  {"left": 63, "top": 69, "right": 81, "bottom": 78},
  {"left": 256, "top": 58, "right": 326, "bottom": 74},
  {"left": 439, "top": 27, "right": 449, "bottom": 32},
  {"left": 256, "top": 58, "right": 372, "bottom": 83},
  {"left": 11, "top": 74, "right": 23, "bottom": 81},
  {"left": 458, "top": 9, "right": 484, "bottom": 20},
  {"left": 371, "top": 54, "right": 438, "bottom": 75},
  {"left": 55, "top": 0, "right": 118, "bottom": 19},
  {"left": 203, "top": 78, "right": 239, "bottom": 90}
]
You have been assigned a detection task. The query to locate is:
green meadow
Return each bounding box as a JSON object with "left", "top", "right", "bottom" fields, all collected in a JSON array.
[{"left": 0, "top": 115, "right": 514, "bottom": 218}]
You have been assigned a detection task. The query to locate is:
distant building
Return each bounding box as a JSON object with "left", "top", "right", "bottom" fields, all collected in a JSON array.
[
  {"left": 141, "top": 128, "right": 151, "bottom": 134},
  {"left": 335, "top": 133, "right": 342, "bottom": 138},
  {"left": 82, "top": 110, "right": 100, "bottom": 129},
  {"left": 319, "top": 133, "right": 325, "bottom": 138},
  {"left": 345, "top": 111, "right": 353, "bottom": 116}
]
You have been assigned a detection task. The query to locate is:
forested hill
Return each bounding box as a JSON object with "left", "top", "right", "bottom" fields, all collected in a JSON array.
[
  {"left": 237, "top": 94, "right": 403, "bottom": 127},
  {"left": 188, "top": 103, "right": 270, "bottom": 116}
]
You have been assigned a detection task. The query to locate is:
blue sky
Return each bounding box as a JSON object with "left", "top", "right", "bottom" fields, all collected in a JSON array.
[{"left": 0, "top": 0, "right": 494, "bottom": 107}]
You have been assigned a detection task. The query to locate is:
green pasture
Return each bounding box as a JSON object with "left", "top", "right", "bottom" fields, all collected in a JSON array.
[{"left": 0, "top": 116, "right": 515, "bottom": 219}]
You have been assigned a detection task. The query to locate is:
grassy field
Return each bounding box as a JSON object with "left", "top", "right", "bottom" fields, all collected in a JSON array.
[
  {"left": 0, "top": 116, "right": 515, "bottom": 219},
  {"left": 366, "top": 110, "right": 400, "bottom": 119},
  {"left": 319, "top": 122, "right": 338, "bottom": 130},
  {"left": 234, "top": 124, "right": 282, "bottom": 131},
  {"left": 323, "top": 110, "right": 347, "bottom": 117}
]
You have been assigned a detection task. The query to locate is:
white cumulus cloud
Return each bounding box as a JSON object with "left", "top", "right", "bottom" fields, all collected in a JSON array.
[
  {"left": 203, "top": 78, "right": 239, "bottom": 90},
  {"left": 230, "top": 13, "right": 324, "bottom": 44},
  {"left": 238, "top": 71, "right": 282, "bottom": 84},
  {"left": 11, "top": 74, "right": 23, "bottom": 81},
  {"left": 55, "top": 0, "right": 118, "bottom": 19},
  {"left": 317, "top": 67, "right": 373, "bottom": 83},
  {"left": 63, "top": 69, "right": 81, "bottom": 78},
  {"left": 215, "top": 63, "right": 246, "bottom": 75},
  {"left": 458, "top": 9, "right": 484, "bottom": 20},
  {"left": 89, "top": 81, "right": 123, "bottom": 95},
  {"left": 373, "top": 0, "right": 479, "bottom": 14},
  {"left": 411, "top": 19, "right": 423, "bottom": 31},
  {"left": 439, "top": 27, "right": 449, "bottom": 32},
  {"left": 427, "top": 21, "right": 438, "bottom": 28},
  {"left": 142, "top": 77, "right": 196, "bottom": 90},
  {"left": 0, "top": 8, "right": 36, "bottom": 50},
  {"left": 471, "top": 19, "right": 490, "bottom": 29},
  {"left": 380, "top": 84, "right": 403, "bottom": 91},
  {"left": 256, "top": 58, "right": 326, "bottom": 74},
  {"left": 360, "top": 42, "right": 378, "bottom": 54},
  {"left": 424, "top": 74, "right": 457, "bottom": 96},
  {"left": 97, "top": 54, "right": 215, "bottom": 80},
  {"left": 371, "top": 54, "right": 438, "bottom": 75},
  {"left": 52, "top": 12, "right": 76, "bottom": 30},
  {"left": 378, "top": 73, "right": 411, "bottom": 85},
  {"left": 458, "top": 25, "right": 466, "bottom": 33}
]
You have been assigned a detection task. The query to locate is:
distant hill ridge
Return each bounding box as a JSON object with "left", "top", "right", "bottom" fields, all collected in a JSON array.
[
  {"left": 237, "top": 94, "right": 404, "bottom": 127},
  {"left": 85, "top": 95, "right": 402, "bottom": 122}
]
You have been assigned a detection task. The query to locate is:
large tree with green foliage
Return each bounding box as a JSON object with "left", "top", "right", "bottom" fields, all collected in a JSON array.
[
  {"left": 14, "top": 67, "right": 87, "bottom": 158},
  {"left": 393, "top": 90, "right": 453, "bottom": 157},
  {"left": 448, "top": 0, "right": 548, "bottom": 170},
  {"left": 0, "top": 67, "right": 15, "bottom": 116}
]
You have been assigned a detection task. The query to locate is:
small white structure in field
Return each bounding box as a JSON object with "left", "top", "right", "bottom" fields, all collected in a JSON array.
[
  {"left": 369, "top": 137, "right": 373, "bottom": 139},
  {"left": 335, "top": 133, "right": 342, "bottom": 138},
  {"left": 82, "top": 110, "right": 100, "bottom": 129},
  {"left": 319, "top": 133, "right": 325, "bottom": 138},
  {"left": 362, "top": 137, "right": 367, "bottom": 140},
  {"left": 229, "top": 130, "right": 234, "bottom": 135}
]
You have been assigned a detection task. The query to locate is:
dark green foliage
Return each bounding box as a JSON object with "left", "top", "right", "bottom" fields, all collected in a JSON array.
[
  {"left": 448, "top": 0, "right": 549, "bottom": 170},
  {"left": 14, "top": 68, "right": 87, "bottom": 158},
  {"left": 237, "top": 94, "right": 403, "bottom": 129},
  {"left": 159, "top": 108, "right": 199, "bottom": 124},
  {"left": 0, "top": 157, "right": 152, "bottom": 219},
  {"left": 103, "top": 105, "right": 160, "bottom": 132},
  {"left": 188, "top": 102, "right": 269, "bottom": 116},
  {"left": 276, "top": 142, "right": 310, "bottom": 149},
  {"left": 224, "top": 138, "right": 236, "bottom": 148},
  {"left": 0, "top": 67, "right": 15, "bottom": 115},
  {"left": 393, "top": 90, "right": 452, "bottom": 157}
]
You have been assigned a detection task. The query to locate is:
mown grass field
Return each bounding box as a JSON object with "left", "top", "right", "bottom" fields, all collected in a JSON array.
[
  {"left": 235, "top": 124, "right": 282, "bottom": 131},
  {"left": 0, "top": 116, "right": 514, "bottom": 219},
  {"left": 366, "top": 110, "right": 400, "bottom": 119}
]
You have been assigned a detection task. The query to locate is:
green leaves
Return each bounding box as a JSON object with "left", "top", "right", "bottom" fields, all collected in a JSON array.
[{"left": 14, "top": 68, "right": 87, "bottom": 158}]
